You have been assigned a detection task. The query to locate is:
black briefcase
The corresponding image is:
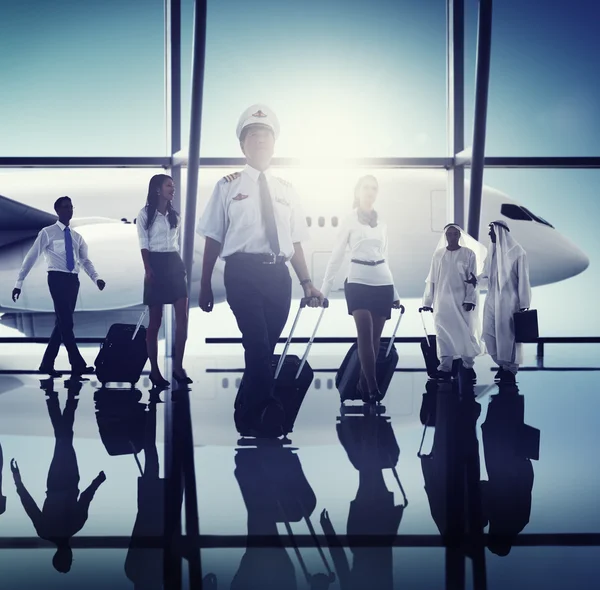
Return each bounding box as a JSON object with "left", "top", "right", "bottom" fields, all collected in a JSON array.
[
  {"left": 514, "top": 309, "right": 539, "bottom": 343},
  {"left": 519, "top": 424, "right": 541, "bottom": 460}
]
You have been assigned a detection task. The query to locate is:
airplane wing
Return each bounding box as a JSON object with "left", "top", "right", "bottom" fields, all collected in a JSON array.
[{"left": 0, "top": 193, "right": 57, "bottom": 247}]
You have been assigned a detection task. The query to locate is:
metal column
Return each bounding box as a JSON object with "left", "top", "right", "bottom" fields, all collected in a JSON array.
[
  {"left": 165, "top": 0, "right": 182, "bottom": 362},
  {"left": 467, "top": 0, "right": 493, "bottom": 240},
  {"left": 182, "top": 0, "right": 208, "bottom": 303},
  {"left": 163, "top": 2, "right": 183, "bottom": 587},
  {"left": 446, "top": 0, "right": 465, "bottom": 228}
]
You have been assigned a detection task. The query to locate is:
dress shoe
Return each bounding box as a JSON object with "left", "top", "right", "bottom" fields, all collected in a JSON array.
[
  {"left": 39, "top": 365, "right": 62, "bottom": 378},
  {"left": 72, "top": 365, "right": 95, "bottom": 375}
]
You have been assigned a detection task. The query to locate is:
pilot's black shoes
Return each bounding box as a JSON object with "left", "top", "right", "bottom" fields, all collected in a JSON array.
[{"left": 235, "top": 399, "right": 285, "bottom": 439}]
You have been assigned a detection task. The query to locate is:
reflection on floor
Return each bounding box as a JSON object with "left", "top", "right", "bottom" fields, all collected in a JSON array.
[{"left": 0, "top": 349, "right": 599, "bottom": 589}]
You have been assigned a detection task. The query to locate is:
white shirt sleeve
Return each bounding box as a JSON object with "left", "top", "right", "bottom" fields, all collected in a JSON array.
[
  {"left": 136, "top": 208, "right": 150, "bottom": 250},
  {"left": 14, "top": 228, "right": 49, "bottom": 290},
  {"left": 320, "top": 216, "right": 352, "bottom": 299},
  {"left": 290, "top": 187, "right": 310, "bottom": 244},
  {"left": 197, "top": 183, "right": 227, "bottom": 244},
  {"left": 77, "top": 234, "right": 100, "bottom": 283}
]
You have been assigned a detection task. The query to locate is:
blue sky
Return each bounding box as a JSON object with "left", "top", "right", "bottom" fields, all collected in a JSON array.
[{"left": 0, "top": 0, "right": 599, "bottom": 335}]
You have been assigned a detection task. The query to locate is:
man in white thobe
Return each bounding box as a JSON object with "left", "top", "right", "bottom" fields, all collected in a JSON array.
[
  {"left": 480, "top": 221, "right": 532, "bottom": 382},
  {"left": 422, "top": 224, "right": 487, "bottom": 381}
]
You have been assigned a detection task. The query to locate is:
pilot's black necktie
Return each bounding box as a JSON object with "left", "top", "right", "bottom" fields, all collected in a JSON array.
[{"left": 258, "top": 172, "right": 280, "bottom": 256}]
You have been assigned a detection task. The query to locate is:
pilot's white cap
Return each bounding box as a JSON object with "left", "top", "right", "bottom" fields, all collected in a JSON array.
[{"left": 236, "top": 104, "right": 280, "bottom": 140}]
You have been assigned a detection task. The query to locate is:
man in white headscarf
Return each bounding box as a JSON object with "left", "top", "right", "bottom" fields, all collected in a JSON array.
[
  {"left": 422, "top": 224, "right": 487, "bottom": 381},
  {"left": 480, "top": 221, "right": 531, "bottom": 382}
]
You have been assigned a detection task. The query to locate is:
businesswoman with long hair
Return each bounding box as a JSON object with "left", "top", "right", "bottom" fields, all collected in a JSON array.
[
  {"left": 320, "top": 175, "right": 400, "bottom": 402},
  {"left": 136, "top": 174, "right": 191, "bottom": 387}
]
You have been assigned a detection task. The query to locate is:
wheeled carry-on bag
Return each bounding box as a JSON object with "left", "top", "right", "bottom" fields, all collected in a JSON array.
[
  {"left": 335, "top": 304, "right": 405, "bottom": 403},
  {"left": 419, "top": 307, "right": 440, "bottom": 378},
  {"left": 95, "top": 309, "right": 148, "bottom": 386},
  {"left": 418, "top": 307, "right": 460, "bottom": 379},
  {"left": 236, "top": 297, "right": 329, "bottom": 437}
]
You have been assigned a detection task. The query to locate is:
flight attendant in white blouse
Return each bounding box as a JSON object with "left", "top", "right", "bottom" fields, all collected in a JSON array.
[
  {"left": 320, "top": 175, "right": 401, "bottom": 403},
  {"left": 136, "top": 174, "right": 191, "bottom": 388}
]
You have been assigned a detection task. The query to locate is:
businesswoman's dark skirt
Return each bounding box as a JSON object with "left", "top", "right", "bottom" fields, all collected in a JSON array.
[
  {"left": 344, "top": 280, "right": 394, "bottom": 320},
  {"left": 143, "top": 251, "right": 188, "bottom": 306}
]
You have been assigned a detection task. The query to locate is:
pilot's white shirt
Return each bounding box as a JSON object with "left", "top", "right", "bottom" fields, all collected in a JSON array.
[
  {"left": 136, "top": 207, "right": 180, "bottom": 252},
  {"left": 197, "top": 164, "right": 309, "bottom": 260},
  {"left": 320, "top": 210, "right": 399, "bottom": 300},
  {"left": 14, "top": 221, "right": 100, "bottom": 290}
]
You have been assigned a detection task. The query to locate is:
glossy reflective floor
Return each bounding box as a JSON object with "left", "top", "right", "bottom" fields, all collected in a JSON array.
[{"left": 0, "top": 344, "right": 599, "bottom": 589}]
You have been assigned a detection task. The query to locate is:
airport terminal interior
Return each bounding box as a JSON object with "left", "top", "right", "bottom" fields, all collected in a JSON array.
[{"left": 1, "top": 0, "right": 599, "bottom": 588}]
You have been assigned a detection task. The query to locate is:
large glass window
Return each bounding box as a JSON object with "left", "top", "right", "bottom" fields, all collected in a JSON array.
[
  {"left": 0, "top": 0, "right": 166, "bottom": 156},
  {"left": 181, "top": 0, "right": 447, "bottom": 158},
  {"left": 465, "top": 0, "right": 600, "bottom": 156}
]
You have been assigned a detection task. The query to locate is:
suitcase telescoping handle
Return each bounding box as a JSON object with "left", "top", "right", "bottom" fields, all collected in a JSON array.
[
  {"left": 295, "top": 298, "right": 329, "bottom": 379},
  {"left": 132, "top": 308, "right": 148, "bottom": 341},
  {"left": 385, "top": 304, "right": 405, "bottom": 358},
  {"left": 274, "top": 297, "right": 329, "bottom": 380},
  {"left": 418, "top": 307, "right": 433, "bottom": 348}
]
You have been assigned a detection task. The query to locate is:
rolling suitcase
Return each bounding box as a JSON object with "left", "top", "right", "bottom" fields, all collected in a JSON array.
[
  {"left": 419, "top": 308, "right": 460, "bottom": 379},
  {"left": 335, "top": 304, "right": 405, "bottom": 403},
  {"left": 236, "top": 297, "right": 328, "bottom": 437},
  {"left": 419, "top": 307, "right": 440, "bottom": 378},
  {"left": 95, "top": 310, "right": 148, "bottom": 386}
]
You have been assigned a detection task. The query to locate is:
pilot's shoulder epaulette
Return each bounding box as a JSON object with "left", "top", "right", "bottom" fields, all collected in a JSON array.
[
  {"left": 221, "top": 171, "right": 241, "bottom": 183},
  {"left": 274, "top": 176, "right": 293, "bottom": 188}
]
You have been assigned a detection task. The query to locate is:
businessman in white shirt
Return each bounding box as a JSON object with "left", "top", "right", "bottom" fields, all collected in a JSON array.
[{"left": 11, "top": 196, "right": 106, "bottom": 377}]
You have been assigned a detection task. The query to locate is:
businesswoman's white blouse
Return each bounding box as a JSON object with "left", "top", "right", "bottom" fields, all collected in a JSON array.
[
  {"left": 320, "top": 210, "right": 399, "bottom": 300},
  {"left": 136, "top": 207, "right": 180, "bottom": 252}
]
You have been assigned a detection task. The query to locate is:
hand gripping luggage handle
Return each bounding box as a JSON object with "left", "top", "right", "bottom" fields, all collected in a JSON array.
[
  {"left": 418, "top": 307, "right": 433, "bottom": 348},
  {"left": 385, "top": 304, "right": 405, "bottom": 358},
  {"left": 274, "top": 297, "right": 329, "bottom": 380},
  {"left": 132, "top": 308, "right": 148, "bottom": 341}
]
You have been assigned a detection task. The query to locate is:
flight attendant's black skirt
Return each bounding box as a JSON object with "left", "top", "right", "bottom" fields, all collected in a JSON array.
[
  {"left": 344, "top": 280, "right": 394, "bottom": 320},
  {"left": 143, "top": 251, "right": 188, "bottom": 306}
]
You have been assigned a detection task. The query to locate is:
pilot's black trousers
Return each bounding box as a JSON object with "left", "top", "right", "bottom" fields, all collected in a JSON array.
[
  {"left": 224, "top": 257, "right": 292, "bottom": 411},
  {"left": 41, "top": 271, "right": 87, "bottom": 370}
]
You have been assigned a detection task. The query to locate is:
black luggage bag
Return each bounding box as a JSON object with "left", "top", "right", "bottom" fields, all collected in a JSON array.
[
  {"left": 419, "top": 307, "right": 440, "bottom": 377},
  {"left": 419, "top": 308, "right": 461, "bottom": 378},
  {"left": 95, "top": 310, "right": 148, "bottom": 386},
  {"left": 336, "top": 305, "right": 405, "bottom": 402},
  {"left": 236, "top": 297, "right": 328, "bottom": 437}
]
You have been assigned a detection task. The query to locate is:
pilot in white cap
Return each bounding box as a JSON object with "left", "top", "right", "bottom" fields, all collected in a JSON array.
[{"left": 236, "top": 104, "right": 280, "bottom": 140}]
